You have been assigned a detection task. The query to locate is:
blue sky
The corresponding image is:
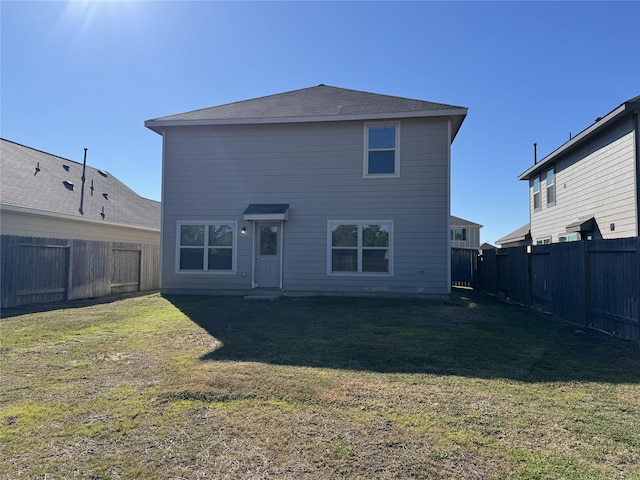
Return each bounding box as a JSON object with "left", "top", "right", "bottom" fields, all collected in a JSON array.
[{"left": 2, "top": 1, "right": 639, "bottom": 245}]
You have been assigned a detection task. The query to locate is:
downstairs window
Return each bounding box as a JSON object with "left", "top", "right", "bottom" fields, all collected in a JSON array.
[
  {"left": 328, "top": 221, "right": 393, "bottom": 275},
  {"left": 177, "top": 221, "right": 236, "bottom": 273}
]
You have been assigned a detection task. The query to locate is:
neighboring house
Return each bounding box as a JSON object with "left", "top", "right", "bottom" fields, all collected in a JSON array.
[
  {"left": 145, "top": 85, "right": 467, "bottom": 297},
  {"left": 1, "top": 138, "right": 161, "bottom": 243},
  {"left": 450, "top": 215, "right": 482, "bottom": 249},
  {"left": 495, "top": 223, "right": 532, "bottom": 248},
  {"left": 518, "top": 95, "right": 640, "bottom": 244},
  {"left": 1, "top": 138, "right": 161, "bottom": 308}
]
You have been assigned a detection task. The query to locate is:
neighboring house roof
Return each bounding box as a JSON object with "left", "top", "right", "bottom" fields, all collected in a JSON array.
[
  {"left": 0, "top": 138, "right": 160, "bottom": 231},
  {"left": 518, "top": 94, "right": 640, "bottom": 180},
  {"left": 496, "top": 224, "right": 531, "bottom": 246},
  {"left": 480, "top": 242, "right": 496, "bottom": 250},
  {"left": 450, "top": 215, "right": 483, "bottom": 228},
  {"left": 145, "top": 84, "right": 468, "bottom": 140}
]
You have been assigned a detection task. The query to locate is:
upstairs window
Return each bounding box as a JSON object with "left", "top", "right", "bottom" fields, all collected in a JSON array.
[
  {"left": 533, "top": 176, "right": 541, "bottom": 211},
  {"left": 364, "top": 123, "right": 400, "bottom": 177},
  {"left": 451, "top": 228, "right": 467, "bottom": 241},
  {"left": 546, "top": 168, "right": 556, "bottom": 206},
  {"left": 177, "top": 221, "right": 236, "bottom": 273}
]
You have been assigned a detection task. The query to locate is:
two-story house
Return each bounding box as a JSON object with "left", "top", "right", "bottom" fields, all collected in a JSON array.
[
  {"left": 145, "top": 85, "right": 467, "bottom": 297},
  {"left": 518, "top": 95, "right": 639, "bottom": 244}
]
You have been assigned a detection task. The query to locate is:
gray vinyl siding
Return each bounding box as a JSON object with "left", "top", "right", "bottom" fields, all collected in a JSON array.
[
  {"left": 529, "top": 117, "right": 638, "bottom": 243},
  {"left": 161, "top": 118, "right": 451, "bottom": 296}
]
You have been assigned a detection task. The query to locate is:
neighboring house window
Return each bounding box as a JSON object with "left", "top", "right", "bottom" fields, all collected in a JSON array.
[
  {"left": 328, "top": 221, "right": 393, "bottom": 275},
  {"left": 177, "top": 221, "right": 236, "bottom": 273},
  {"left": 451, "top": 228, "right": 467, "bottom": 241},
  {"left": 533, "top": 176, "right": 541, "bottom": 211},
  {"left": 559, "top": 233, "right": 579, "bottom": 242},
  {"left": 536, "top": 237, "right": 551, "bottom": 245},
  {"left": 546, "top": 168, "right": 556, "bottom": 206},
  {"left": 364, "top": 123, "right": 400, "bottom": 177}
]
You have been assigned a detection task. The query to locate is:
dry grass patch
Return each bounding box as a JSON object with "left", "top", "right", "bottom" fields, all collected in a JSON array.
[{"left": 1, "top": 290, "right": 639, "bottom": 479}]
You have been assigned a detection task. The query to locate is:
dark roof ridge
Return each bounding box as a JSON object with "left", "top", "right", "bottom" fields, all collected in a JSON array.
[
  {"left": 147, "top": 84, "right": 467, "bottom": 123},
  {"left": 0, "top": 137, "right": 94, "bottom": 171}
]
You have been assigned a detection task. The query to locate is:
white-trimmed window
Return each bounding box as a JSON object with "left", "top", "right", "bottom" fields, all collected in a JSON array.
[
  {"left": 177, "top": 221, "right": 236, "bottom": 273},
  {"left": 559, "top": 233, "right": 579, "bottom": 243},
  {"left": 451, "top": 228, "right": 467, "bottom": 241},
  {"left": 328, "top": 221, "right": 393, "bottom": 275},
  {"left": 536, "top": 237, "right": 551, "bottom": 245},
  {"left": 533, "top": 176, "right": 541, "bottom": 211},
  {"left": 546, "top": 168, "right": 556, "bottom": 206},
  {"left": 364, "top": 122, "right": 400, "bottom": 177}
]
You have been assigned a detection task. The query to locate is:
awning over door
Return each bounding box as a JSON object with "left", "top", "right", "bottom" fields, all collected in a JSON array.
[
  {"left": 243, "top": 204, "right": 289, "bottom": 221},
  {"left": 566, "top": 217, "right": 595, "bottom": 233}
]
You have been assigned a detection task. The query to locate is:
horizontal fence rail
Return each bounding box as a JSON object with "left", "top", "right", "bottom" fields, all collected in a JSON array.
[
  {"left": 1, "top": 235, "right": 160, "bottom": 309},
  {"left": 454, "top": 238, "right": 639, "bottom": 343}
]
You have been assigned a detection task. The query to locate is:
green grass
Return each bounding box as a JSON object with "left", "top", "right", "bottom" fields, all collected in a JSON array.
[{"left": 1, "top": 290, "right": 639, "bottom": 479}]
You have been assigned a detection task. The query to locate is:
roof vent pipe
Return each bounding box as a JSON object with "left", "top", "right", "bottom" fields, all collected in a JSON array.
[
  {"left": 533, "top": 143, "right": 537, "bottom": 164},
  {"left": 79, "top": 148, "right": 87, "bottom": 215}
]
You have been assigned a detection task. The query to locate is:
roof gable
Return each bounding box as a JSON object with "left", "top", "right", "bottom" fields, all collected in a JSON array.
[
  {"left": 496, "top": 224, "right": 531, "bottom": 245},
  {"left": 0, "top": 139, "right": 160, "bottom": 231},
  {"left": 145, "top": 85, "right": 467, "bottom": 139},
  {"left": 450, "top": 215, "right": 483, "bottom": 228}
]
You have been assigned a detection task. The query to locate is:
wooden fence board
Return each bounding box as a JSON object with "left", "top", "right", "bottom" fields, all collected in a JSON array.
[
  {"left": 587, "top": 238, "right": 639, "bottom": 340},
  {"left": 473, "top": 238, "right": 639, "bottom": 343},
  {"left": 451, "top": 248, "right": 478, "bottom": 287}
]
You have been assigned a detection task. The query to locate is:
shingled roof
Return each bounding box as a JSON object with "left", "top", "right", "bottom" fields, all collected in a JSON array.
[
  {"left": 145, "top": 85, "right": 467, "bottom": 139},
  {"left": 1, "top": 138, "right": 160, "bottom": 231}
]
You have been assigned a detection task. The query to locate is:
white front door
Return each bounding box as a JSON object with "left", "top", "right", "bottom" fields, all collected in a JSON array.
[{"left": 255, "top": 223, "right": 281, "bottom": 288}]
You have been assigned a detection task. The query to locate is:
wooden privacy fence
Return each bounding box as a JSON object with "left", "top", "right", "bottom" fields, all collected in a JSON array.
[
  {"left": 1, "top": 235, "right": 160, "bottom": 308},
  {"left": 451, "top": 248, "right": 478, "bottom": 287},
  {"left": 470, "top": 238, "right": 640, "bottom": 343}
]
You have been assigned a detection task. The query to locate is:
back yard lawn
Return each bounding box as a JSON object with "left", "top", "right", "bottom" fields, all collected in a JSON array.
[{"left": 1, "top": 290, "right": 639, "bottom": 479}]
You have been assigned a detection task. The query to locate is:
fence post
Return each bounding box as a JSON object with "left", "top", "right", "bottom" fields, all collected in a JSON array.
[
  {"left": 584, "top": 240, "right": 591, "bottom": 328},
  {"left": 527, "top": 245, "right": 533, "bottom": 306}
]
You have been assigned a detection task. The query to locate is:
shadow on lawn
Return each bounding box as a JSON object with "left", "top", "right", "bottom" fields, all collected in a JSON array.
[{"left": 165, "top": 289, "right": 640, "bottom": 384}]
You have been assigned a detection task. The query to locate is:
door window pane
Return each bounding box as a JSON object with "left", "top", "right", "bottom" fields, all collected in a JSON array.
[{"left": 260, "top": 226, "right": 278, "bottom": 255}]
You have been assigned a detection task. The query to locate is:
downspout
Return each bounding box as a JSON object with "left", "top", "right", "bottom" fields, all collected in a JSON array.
[
  {"left": 634, "top": 112, "right": 640, "bottom": 237},
  {"left": 159, "top": 129, "right": 166, "bottom": 291},
  {"left": 446, "top": 119, "right": 452, "bottom": 293}
]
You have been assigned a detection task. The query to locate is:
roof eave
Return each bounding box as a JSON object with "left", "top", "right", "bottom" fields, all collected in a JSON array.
[
  {"left": 518, "top": 99, "right": 640, "bottom": 181},
  {"left": 0, "top": 204, "right": 161, "bottom": 233},
  {"left": 144, "top": 108, "right": 468, "bottom": 134}
]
